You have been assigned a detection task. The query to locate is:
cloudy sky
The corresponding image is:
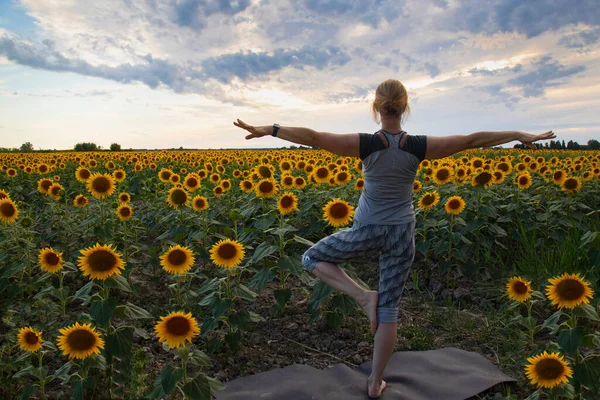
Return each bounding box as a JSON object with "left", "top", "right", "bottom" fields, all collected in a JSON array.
[{"left": 0, "top": 0, "right": 599, "bottom": 150}]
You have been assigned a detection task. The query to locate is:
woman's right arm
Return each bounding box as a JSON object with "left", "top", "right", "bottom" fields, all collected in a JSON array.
[{"left": 424, "top": 130, "right": 556, "bottom": 160}]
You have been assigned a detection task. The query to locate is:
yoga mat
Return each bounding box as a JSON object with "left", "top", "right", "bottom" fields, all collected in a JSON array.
[{"left": 215, "top": 347, "right": 515, "bottom": 400}]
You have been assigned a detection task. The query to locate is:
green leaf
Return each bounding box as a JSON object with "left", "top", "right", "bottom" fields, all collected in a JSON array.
[
  {"left": 183, "top": 374, "right": 212, "bottom": 400},
  {"left": 114, "top": 302, "right": 154, "bottom": 319},
  {"left": 524, "top": 390, "right": 541, "bottom": 400},
  {"left": 232, "top": 284, "right": 258, "bottom": 301},
  {"left": 103, "top": 275, "right": 132, "bottom": 292},
  {"left": 579, "top": 230, "right": 598, "bottom": 249},
  {"left": 72, "top": 379, "right": 84, "bottom": 400},
  {"left": 211, "top": 297, "right": 231, "bottom": 319},
  {"left": 325, "top": 311, "right": 343, "bottom": 328},
  {"left": 308, "top": 280, "right": 335, "bottom": 313},
  {"left": 201, "top": 317, "right": 218, "bottom": 336},
  {"left": 549, "top": 383, "right": 575, "bottom": 399},
  {"left": 331, "top": 294, "right": 356, "bottom": 315},
  {"left": 207, "top": 376, "right": 225, "bottom": 393},
  {"left": 13, "top": 365, "right": 36, "bottom": 379},
  {"left": 250, "top": 242, "right": 277, "bottom": 264},
  {"left": 106, "top": 327, "right": 133, "bottom": 358},
  {"left": 228, "top": 310, "right": 251, "bottom": 331},
  {"left": 53, "top": 361, "right": 73, "bottom": 378},
  {"left": 253, "top": 215, "right": 276, "bottom": 231},
  {"left": 159, "top": 365, "right": 184, "bottom": 395},
  {"left": 278, "top": 255, "right": 303, "bottom": 276},
  {"left": 1, "top": 261, "right": 27, "bottom": 278},
  {"left": 573, "top": 303, "right": 600, "bottom": 321},
  {"left": 248, "top": 311, "right": 265, "bottom": 323},
  {"left": 197, "top": 277, "right": 221, "bottom": 295},
  {"left": 274, "top": 289, "right": 292, "bottom": 308},
  {"left": 415, "top": 240, "right": 431, "bottom": 255},
  {"left": 33, "top": 286, "right": 56, "bottom": 299},
  {"left": 557, "top": 327, "right": 584, "bottom": 356},
  {"left": 293, "top": 235, "right": 314, "bottom": 247},
  {"left": 188, "top": 350, "right": 212, "bottom": 367},
  {"left": 541, "top": 309, "right": 564, "bottom": 333},
  {"left": 225, "top": 330, "right": 241, "bottom": 352},
  {"left": 573, "top": 358, "right": 600, "bottom": 390},
  {"left": 71, "top": 280, "right": 95, "bottom": 303},
  {"left": 90, "top": 297, "right": 117, "bottom": 327},
  {"left": 199, "top": 291, "right": 217, "bottom": 307},
  {"left": 247, "top": 268, "right": 277, "bottom": 290},
  {"left": 19, "top": 384, "right": 36, "bottom": 400},
  {"left": 582, "top": 333, "right": 600, "bottom": 348}
]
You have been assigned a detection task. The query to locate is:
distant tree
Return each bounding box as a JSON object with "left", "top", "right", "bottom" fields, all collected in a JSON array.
[
  {"left": 74, "top": 142, "right": 99, "bottom": 151},
  {"left": 110, "top": 143, "right": 121, "bottom": 151},
  {"left": 588, "top": 139, "right": 600, "bottom": 150},
  {"left": 20, "top": 142, "right": 34, "bottom": 152},
  {"left": 562, "top": 140, "right": 566, "bottom": 149}
]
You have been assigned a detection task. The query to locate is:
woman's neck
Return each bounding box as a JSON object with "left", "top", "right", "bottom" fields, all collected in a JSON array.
[{"left": 380, "top": 114, "right": 401, "bottom": 133}]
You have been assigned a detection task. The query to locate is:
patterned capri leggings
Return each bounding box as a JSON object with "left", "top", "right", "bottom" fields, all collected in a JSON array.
[{"left": 301, "top": 220, "right": 416, "bottom": 324}]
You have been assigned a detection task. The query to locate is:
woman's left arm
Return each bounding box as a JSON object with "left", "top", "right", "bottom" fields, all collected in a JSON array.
[{"left": 233, "top": 119, "right": 360, "bottom": 157}]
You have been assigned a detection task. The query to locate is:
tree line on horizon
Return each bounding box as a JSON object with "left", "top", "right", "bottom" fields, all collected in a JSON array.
[{"left": 1, "top": 139, "right": 599, "bottom": 153}]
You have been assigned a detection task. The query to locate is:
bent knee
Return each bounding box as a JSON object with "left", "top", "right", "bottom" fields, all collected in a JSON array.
[{"left": 301, "top": 252, "right": 318, "bottom": 274}]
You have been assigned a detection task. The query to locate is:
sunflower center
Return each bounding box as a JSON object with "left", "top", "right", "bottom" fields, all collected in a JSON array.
[
  {"left": 330, "top": 203, "right": 349, "bottom": 219},
  {"left": 555, "top": 279, "right": 585, "bottom": 300},
  {"left": 535, "top": 359, "right": 565, "bottom": 380},
  {"left": 0, "top": 202, "right": 16, "bottom": 217},
  {"left": 316, "top": 168, "right": 328, "bottom": 178},
  {"left": 448, "top": 199, "right": 461, "bottom": 210},
  {"left": 217, "top": 243, "right": 238, "bottom": 260},
  {"left": 222, "top": 181, "right": 230, "bottom": 189},
  {"left": 284, "top": 176, "right": 293, "bottom": 185},
  {"left": 166, "top": 316, "right": 191, "bottom": 335},
  {"left": 195, "top": 199, "right": 206, "bottom": 208},
  {"left": 45, "top": 252, "right": 60, "bottom": 266},
  {"left": 498, "top": 163, "right": 509, "bottom": 172},
  {"left": 436, "top": 169, "right": 449, "bottom": 180},
  {"left": 161, "top": 171, "right": 171, "bottom": 180},
  {"left": 295, "top": 178, "right": 305, "bottom": 185},
  {"left": 243, "top": 181, "right": 252, "bottom": 189},
  {"left": 513, "top": 281, "right": 528, "bottom": 295},
  {"left": 280, "top": 196, "right": 294, "bottom": 209},
  {"left": 422, "top": 194, "right": 435, "bottom": 206},
  {"left": 473, "top": 160, "right": 483, "bottom": 168},
  {"left": 88, "top": 250, "right": 118, "bottom": 272},
  {"left": 66, "top": 329, "right": 97, "bottom": 351},
  {"left": 119, "top": 207, "right": 131, "bottom": 217},
  {"left": 258, "top": 166, "right": 272, "bottom": 178},
  {"left": 337, "top": 172, "right": 348, "bottom": 182},
  {"left": 115, "top": 172, "right": 124, "bottom": 179},
  {"left": 519, "top": 176, "right": 529, "bottom": 185},
  {"left": 24, "top": 331, "right": 39, "bottom": 345},
  {"left": 39, "top": 165, "right": 48, "bottom": 173},
  {"left": 168, "top": 249, "right": 188, "bottom": 266},
  {"left": 77, "top": 197, "right": 87, "bottom": 205},
  {"left": 281, "top": 162, "right": 291, "bottom": 170},
  {"left": 475, "top": 172, "right": 493, "bottom": 186},
  {"left": 41, "top": 180, "right": 53, "bottom": 191},
  {"left": 171, "top": 189, "right": 187, "bottom": 205},
  {"left": 92, "top": 177, "right": 111, "bottom": 193},
  {"left": 79, "top": 169, "right": 91, "bottom": 179},
  {"left": 357, "top": 180, "right": 364, "bottom": 188},
  {"left": 187, "top": 177, "right": 198, "bottom": 187},
  {"left": 563, "top": 179, "right": 577, "bottom": 190},
  {"left": 259, "top": 182, "right": 273, "bottom": 193}
]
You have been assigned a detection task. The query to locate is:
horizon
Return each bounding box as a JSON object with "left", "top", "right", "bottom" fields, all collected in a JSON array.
[{"left": 1, "top": 1, "right": 599, "bottom": 150}]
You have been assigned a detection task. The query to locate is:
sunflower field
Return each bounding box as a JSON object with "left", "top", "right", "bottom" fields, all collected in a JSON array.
[{"left": 0, "top": 149, "right": 599, "bottom": 399}]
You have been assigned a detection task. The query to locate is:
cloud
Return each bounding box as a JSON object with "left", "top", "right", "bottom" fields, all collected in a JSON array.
[
  {"left": 0, "top": 35, "right": 351, "bottom": 95},
  {"left": 469, "top": 64, "right": 522, "bottom": 76},
  {"left": 423, "top": 62, "right": 440, "bottom": 78},
  {"left": 447, "top": 0, "right": 600, "bottom": 38},
  {"left": 172, "top": 0, "right": 252, "bottom": 30},
  {"left": 471, "top": 84, "right": 520, "bottom": 110},
  {"left": 298, "top": 0, "right": 405, "bottom": 28},
  {"left": 559, "top": 27, "right": 600, "bottom": 49},
  {"left": 507, "top": 56, "right": 585, "bottom": 97}
]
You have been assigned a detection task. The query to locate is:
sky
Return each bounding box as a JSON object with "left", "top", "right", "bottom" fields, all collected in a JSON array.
[{"left": 0, "top": 0, "right": 599, "bottom": 150}]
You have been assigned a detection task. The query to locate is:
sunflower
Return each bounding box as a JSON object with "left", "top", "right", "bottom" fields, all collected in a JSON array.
[
  {"left": 0, "top": 189, "right": 9, "bottom": 200},
  {"left": 160, "top": 244, "right": 195, "bottom": 275},
  {"left": 167, "top": 187, "right": 189, "bottom": 208},
  {"left": 239, "top": 180, "right": 254, "bottom": 193},
  {"left": 470, "top": 157, "right": 484, "bottom": 169},
  {"left": 75, "top": 167, "right": 92, "bottom": 182},
  {"left": 471, "top": 171, "right": 494, "bottom": 188},
  {"left": 17, "top": 327, "right": 43, "bottom": 352},
  {"left": 38, "top": 247, "right": 63, "bottom": 273},
  {"left": 418, "top": 191, "right": 440, "bottom": 210},
  {"left": 561, "top": 177, "right": 582, "bottom": 193},
  {"left": 37, "top": 178, "right": 54, "bottom": 195},
  {"left": 209, "top": 173, "right": 221, "bottom": 185},
  {"left": 412, "top": 180, "right": 422, "bottom": 193},
  {"left": 354, "top": 178, "right": 364, "bottom": 191},
  {"left": 213, "top": 185, "right": 224, "bottom": 197},
  {"left": 57, "top": 322, "right": 104, "bottom": 360},
  {"left": 154, "top": 311, "right": 200, "bottom": 349},
  {"left": 545, "top": 273, "right": 594, "bottom": 309},
  {"left": 433, "top": 167, "right": 452, "bottom": 185},
  {"left": 525, "top": 351, "right": 573, "bottom": 389},
  {"left": 115, "top": 192, "right": 130, "bottom": 204},
  {"left": 210, "top": 238, "right": 245, "bottom": 268},
  {"left": 516, "top": 173, "right": 533, "bottom": 190},
  {"left": 444, "top": 196, "right": 466, "bottom": 215},
  {"left": 294, "top": 176, "right": 307, "bottom": 190},
  {"left": 158, "top": 168, "right": 173, "bottom": 183},
  {"left": 87, "top": 173, "right": 116, "bottom": 199},
  {"left": 189, "top": 196, "right": 207, "bottom": 212},
  {"left": 184, "top": 174, "right": 201, "bottom": 192},
  {"left": 506, "top": 276, "right": 532, "bottom": 302},
  {"left": 255, "top": 179, "right": 278, "bottom": 198},
  {"left": 112, "top": 169, "right": 126, "bottom": 182},
  {"left": 73, "top": 194, "right": 88, "bottom": 207},
  {"left": 0, "top": 198, "right": 19, "bottom": 224},
  {"left": 281, "top": 175, "right": 295, "bottom": 189},
  {"left": 78, "top": 243, "right": 125, "bottom": 280},
  {"left": 277, "top": 192, "right": 298, "bottom": 215},
  {"left": 313, "top": 166, "right": 331, "bottom": 184},
  {"left": 255, "top": 163, "right": 275, "bottom": 179},
  {"left": 37, "top": 164, "right": 49, "bottom": 174},
  {"left": 221, "top": 179, "right": 232, "bottom": 191},
  {"left": 169, "top": 174, "right": 181, "bottom": 185},
  {"left": 323, "top": 198, "right": 354, "bottom": 227},
  {"left": 116, "top": 204, "right": 133, "bottom": 221},
  {"left": 492, "top": 170, "right": 506, "bottom": 184},
  {"left": 7, "top": 168, "right": 17, "bottom": 177}
]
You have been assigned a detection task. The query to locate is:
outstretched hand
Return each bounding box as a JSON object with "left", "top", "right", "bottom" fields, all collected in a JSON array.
[
  {"left": 233, "top": 119, "right": 271, "bottom": 140},
  {"left": 519, "top": 130, "right": 556, "bottom": 150}
]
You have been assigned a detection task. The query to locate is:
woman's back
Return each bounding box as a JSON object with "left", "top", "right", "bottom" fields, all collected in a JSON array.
[{"left": 354, "top": 129, "right": 426, "bottom": 225}]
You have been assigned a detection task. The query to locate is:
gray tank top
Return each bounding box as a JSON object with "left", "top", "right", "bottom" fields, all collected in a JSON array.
[{"left": 354, "top": 130, "right": 420, "bottom": 225}]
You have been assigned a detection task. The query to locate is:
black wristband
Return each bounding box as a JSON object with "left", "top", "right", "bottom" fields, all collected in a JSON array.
[{"left": 272, "top": 123, "right": 280, "bottom": 137}]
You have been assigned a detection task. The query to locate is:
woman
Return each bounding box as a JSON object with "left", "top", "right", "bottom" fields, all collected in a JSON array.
[{"left": 234, "top": 78, "right": 555, "bottom": 399}]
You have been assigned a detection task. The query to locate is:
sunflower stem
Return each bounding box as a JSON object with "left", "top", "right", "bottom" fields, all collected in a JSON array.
[{"left": 37, "top": 351, "right": 46, "bottom": 399}]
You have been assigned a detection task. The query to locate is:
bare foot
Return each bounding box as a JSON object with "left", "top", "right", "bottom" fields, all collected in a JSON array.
[
  {"left": 359, "top": 291, "right": 379, "bottom": 334},
  {"left": 367, "top": 375, "right": 387, "bottom": 398}
]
